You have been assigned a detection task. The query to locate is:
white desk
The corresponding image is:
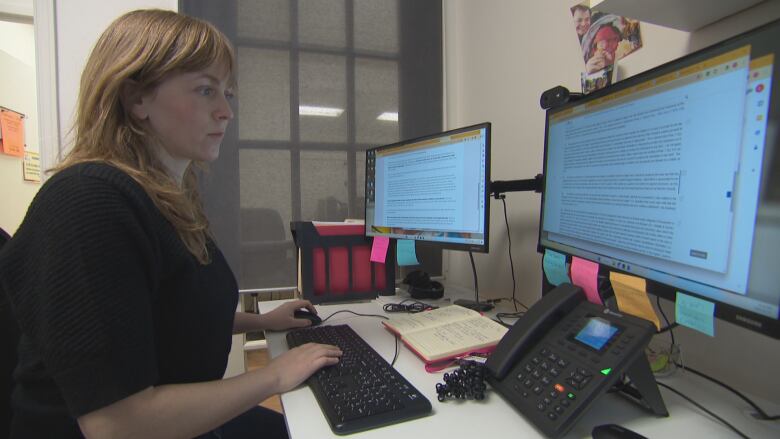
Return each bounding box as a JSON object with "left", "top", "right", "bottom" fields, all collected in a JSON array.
[{"left": 257, "top": 295, "right": 780, "bottom": 439}]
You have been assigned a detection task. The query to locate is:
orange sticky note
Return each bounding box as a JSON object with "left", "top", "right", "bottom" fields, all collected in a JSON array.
[
  {"left": 571, "top": 256, "right": 602, "bottom": 305},
  {"left": 370, "top": 236, "right": 389, "bottom": 263},
  {"left": 610, "top": 272, "right": 661, "bottom": 330},
  {"left": 0, "top": 110, "right": 25, "bottom": 157}
]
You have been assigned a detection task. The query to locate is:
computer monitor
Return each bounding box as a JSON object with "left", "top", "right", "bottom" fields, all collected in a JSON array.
[
  {"left": 538, "top": 19, "right": 780, "bottom": 339},
  {"left": 365, "top": 122, "right": 491, "bottom": 253}
]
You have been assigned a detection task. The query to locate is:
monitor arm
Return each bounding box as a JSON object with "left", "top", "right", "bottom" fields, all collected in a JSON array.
[{"left": 489, "top": 174, "right": 543, "bottom": 198}]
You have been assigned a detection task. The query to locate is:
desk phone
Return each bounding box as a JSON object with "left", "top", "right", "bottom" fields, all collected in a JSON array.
[{"left": 486, "top": 284, "right": 667, "bottom": 438}]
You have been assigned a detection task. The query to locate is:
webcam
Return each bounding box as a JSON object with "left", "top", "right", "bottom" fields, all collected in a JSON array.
[{"left": 540, "top": 86, "right": 583, "bottom": 110}]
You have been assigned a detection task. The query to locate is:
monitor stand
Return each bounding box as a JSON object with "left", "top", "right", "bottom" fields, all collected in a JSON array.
[{"left": 454, "top": 299, "right": 494, "bottom": 312}]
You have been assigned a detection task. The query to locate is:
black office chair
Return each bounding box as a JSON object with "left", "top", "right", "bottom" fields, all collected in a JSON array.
[
  {"left": 0, "top": 227, "right": 19, "bottom": 437},
  {"left": 239, "top": 208, "right": 296, "bottom": 289}
]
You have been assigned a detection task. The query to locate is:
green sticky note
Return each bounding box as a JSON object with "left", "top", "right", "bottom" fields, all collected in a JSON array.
[
  {"left": 543, "top": 249, "right": 571, "bottom": 286},
  {"left": 675, "top": 292, "right": 715, "bottom": 337},
  {"left": 396, "top": 239, "right": 420, "bottom": 266}
]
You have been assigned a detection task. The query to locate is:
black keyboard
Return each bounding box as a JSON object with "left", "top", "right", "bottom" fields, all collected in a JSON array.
[{"left": 286, "top": 324, "right": 432, "bottom": 435}]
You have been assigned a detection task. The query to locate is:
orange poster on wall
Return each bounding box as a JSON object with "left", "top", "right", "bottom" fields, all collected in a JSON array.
[{"left": 0, "top": 109, "right": 25, "bottom": 157}]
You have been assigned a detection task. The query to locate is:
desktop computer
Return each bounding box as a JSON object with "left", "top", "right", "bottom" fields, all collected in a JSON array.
[
  {"left": 364, "top": 122, "right": 494, "bottom": 310},
  {"left": 364, "top": 122, "right": 491, "bottom": 253},
  {"left": 283, "top": 123, "right": 493, "bottom": 434},
  {"left": 538, "top": 18, "right": 780, "bottom": 339},
  {"left": 489, "top": 17, "right": 780, "bottom": 438},
  {"left": 285, "top": 18, "right": 780, "bottom": 439}
]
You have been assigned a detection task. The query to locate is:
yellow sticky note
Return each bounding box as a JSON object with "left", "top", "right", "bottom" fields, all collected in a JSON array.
[{"left": 609, "top": 272, "right": 661, "bottom": 330}]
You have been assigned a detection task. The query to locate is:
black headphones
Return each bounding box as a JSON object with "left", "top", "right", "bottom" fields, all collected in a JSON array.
[{"left": 403, "top": 270, "right": 444, "bottom": 300}]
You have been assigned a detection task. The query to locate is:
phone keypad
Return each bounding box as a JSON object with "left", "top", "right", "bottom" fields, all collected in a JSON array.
[{"left": 512, "top": 345, "right": 593, "bottom": 422}]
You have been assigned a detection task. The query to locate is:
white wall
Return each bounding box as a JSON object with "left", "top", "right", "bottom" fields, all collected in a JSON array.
[
  {"left": 55, "top": 0, "right": 177, "bottom": 150},
  {"left": 444, "top": 0, "right": 780, "bottom": 404},
  {"left": 0, "top": 19, "right": 40, "bottom": 234},
  {"left": 443, "top": 0, "right": 689, "bottom": 307}
]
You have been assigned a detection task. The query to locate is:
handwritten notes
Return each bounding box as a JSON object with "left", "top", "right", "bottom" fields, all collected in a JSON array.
[{"left": 676, "top": 292, "right": 715, "bottom": 336}]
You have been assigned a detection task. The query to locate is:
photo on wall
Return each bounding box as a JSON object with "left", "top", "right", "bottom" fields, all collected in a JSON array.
[
  {"left": 581, "top": 63, "right": 615, "bottom": 95},
  {"left": 570, "top": 1, "right": 643, "bottom": 93}
]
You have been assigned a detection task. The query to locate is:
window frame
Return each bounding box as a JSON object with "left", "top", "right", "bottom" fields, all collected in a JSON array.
[{"left": 182, "top": 0, "right": 443, "bottom": 289}]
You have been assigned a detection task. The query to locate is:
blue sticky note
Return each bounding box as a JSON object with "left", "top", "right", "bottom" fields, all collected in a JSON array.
[
  {"left": 675, "top": 292, "right": 715, "bottom": 337},
  {"left": 396, "top": 239, "right": 420, "bottom": 266},
  {"left": 543, "top": 249, "right": 571, "bottom": 286}
]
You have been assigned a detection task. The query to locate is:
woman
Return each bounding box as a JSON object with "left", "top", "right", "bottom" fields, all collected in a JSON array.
[{"left": 0, "top": 9, "right": 341, "bottom": 439}]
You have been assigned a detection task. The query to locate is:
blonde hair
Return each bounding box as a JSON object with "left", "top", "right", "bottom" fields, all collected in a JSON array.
[{"left": 57, "top": 9, "right": 236, "bottom": 264}]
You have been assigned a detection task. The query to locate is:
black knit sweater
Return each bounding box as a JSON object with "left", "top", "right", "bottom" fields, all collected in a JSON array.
[{"left": 0, "top": 163, "right": 238, "bottom": 438}]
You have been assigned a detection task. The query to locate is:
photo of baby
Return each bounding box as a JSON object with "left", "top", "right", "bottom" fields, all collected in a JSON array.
[
  {"left": 570, "top": 2, "right": 643, "bottom": 93},
  {"left": 582, "top": 14, "right": 643, "bottom": 73}
]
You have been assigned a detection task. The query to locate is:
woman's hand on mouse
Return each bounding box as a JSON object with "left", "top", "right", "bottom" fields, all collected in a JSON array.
[{"left": 260, "top": 299, "right": 317, "bottom": 330}]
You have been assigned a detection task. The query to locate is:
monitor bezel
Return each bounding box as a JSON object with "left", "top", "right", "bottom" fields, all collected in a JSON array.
[
  {"left": 365, "top": 122, "right": 492, "bottom": 253},
  {"left": 537, "top": 20, "right": 780, "bottom": 339}
]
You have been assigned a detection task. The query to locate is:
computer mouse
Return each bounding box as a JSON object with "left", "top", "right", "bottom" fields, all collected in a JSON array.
[
  {"left": 293, "top": 309, "right": 322, "bottom": 326},
  {"left": 591, "top": 424, "right": 648, "bottom": 439}
]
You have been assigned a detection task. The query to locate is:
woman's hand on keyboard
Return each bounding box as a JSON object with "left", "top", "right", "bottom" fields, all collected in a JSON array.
[{"left": 266, "top": 342, "right": 343, "bottom": 393}]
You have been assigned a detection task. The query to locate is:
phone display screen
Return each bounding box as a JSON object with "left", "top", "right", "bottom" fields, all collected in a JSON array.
[{"left": 573, "top": 317, "right": 620, "bottom": 351}]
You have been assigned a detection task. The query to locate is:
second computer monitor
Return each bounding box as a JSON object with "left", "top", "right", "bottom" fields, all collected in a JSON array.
[
  {"left": 365, "top": 123, "right": 491, "bottom": 253},
  {"left": 539, "top": 19, "right": 780, "bottom": 338}
]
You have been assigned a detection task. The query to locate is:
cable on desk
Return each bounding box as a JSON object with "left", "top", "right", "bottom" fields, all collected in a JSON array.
[
  {"left": 500, "top": 196, "right": 520, "bottom": 312},
  {"left": 655, "top": 296, "right": 676, "bottom": 355},
  {"left": 383, "top": 299, "right": 439, "bottom": 313},
  {"left": 657, "top": 322, "right": 679, "bottom": 333},
  {"left": 469, "top": 250, "right": 480, "bottom": 302},
  {"left": 320, "top": 310, "right": 389, "bottom": 323},
  {"left": 489, "top": 297, "right": 529, "bottom": 310},
  {"left": 481, "top": 197, "right": 530, "bottom": 312},
  {"left": 494, "top": 311, "right": 525, "bottom": 327},
  {"left": 656, "top": 381, "right": 750, "bottom": 439},
  {"left": 655, "top": 296, "right": 780, "bottom": 421},
  {"left": 390, "top": 332, "right": 400, "bottom": 367},
  {"left": 672, "top": 362, "right": 780, "bottom": 421},
  {"left": 490, "top": 198, "right": 532, "bottom": 326},
  {"left": 317, "top": 310, "right": 402, "bottom": 368}
]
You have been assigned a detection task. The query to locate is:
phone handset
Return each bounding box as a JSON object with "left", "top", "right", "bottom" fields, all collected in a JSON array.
[{"left": 485, "top": 283, "right": 584, "bottom": 379}]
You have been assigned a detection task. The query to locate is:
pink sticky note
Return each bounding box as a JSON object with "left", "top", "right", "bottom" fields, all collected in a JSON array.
[
  {"left": 571, "top": 256, "right": 603, "bottom": 305},
  {"left": 370, "top": 236, "right": 390, "bottom": 263}
]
